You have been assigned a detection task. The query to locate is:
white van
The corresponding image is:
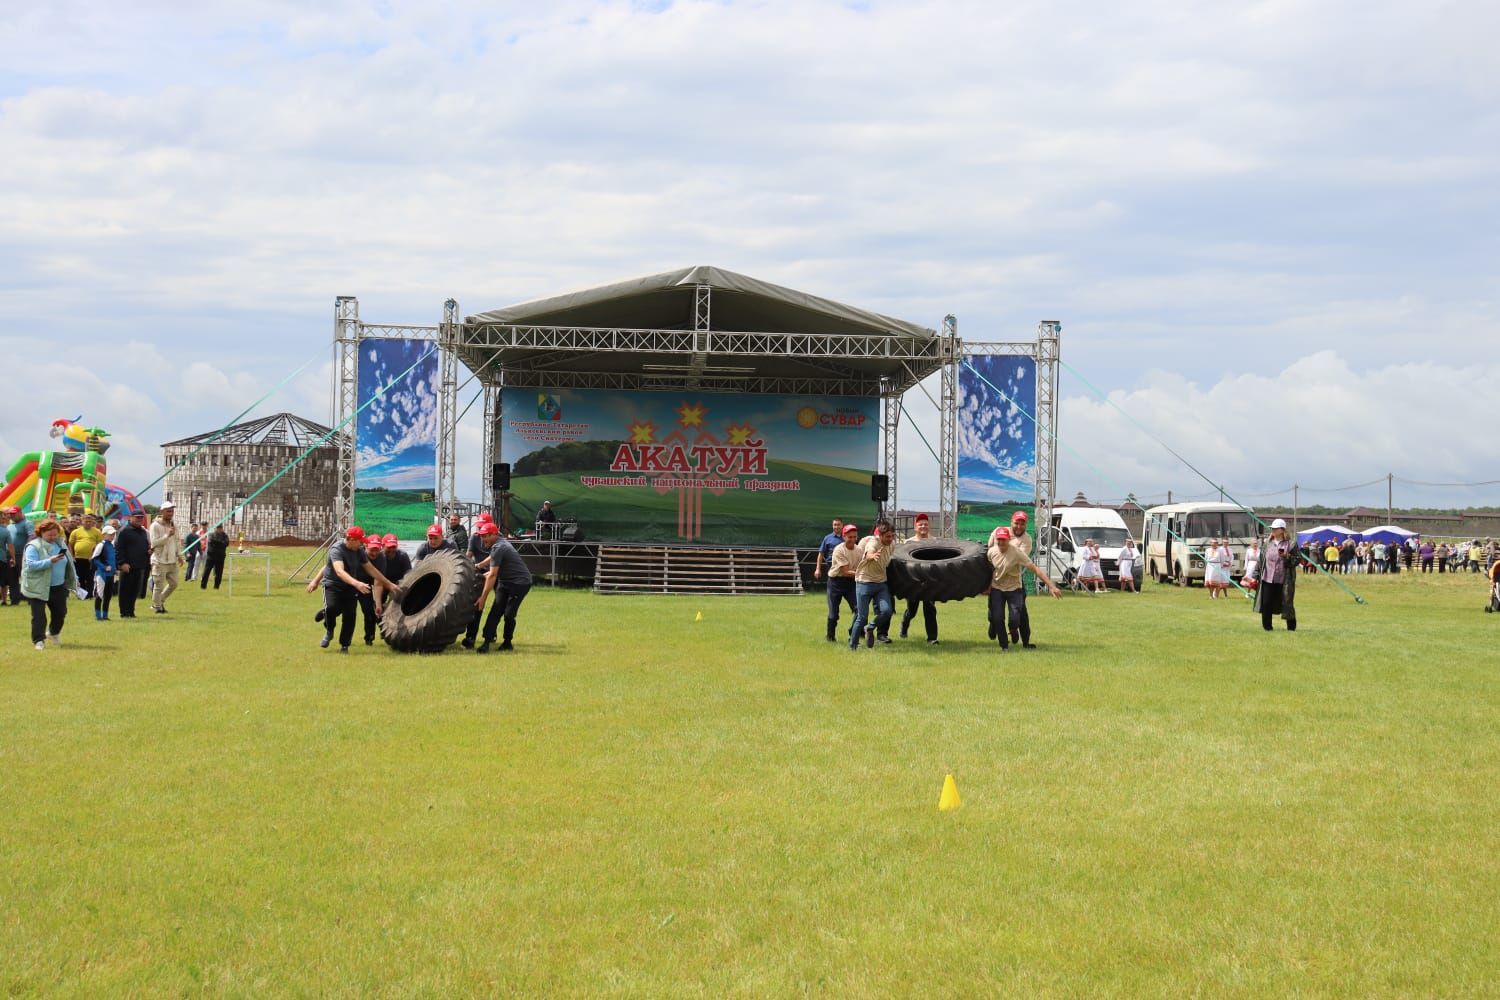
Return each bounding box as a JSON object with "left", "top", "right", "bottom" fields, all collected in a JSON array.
[
  {"left": 1141, "top": 502, "right": 1258, "bottom": 586},
  {"left": 1043, "top": 507, "right": 1141, "bottom": 589}
]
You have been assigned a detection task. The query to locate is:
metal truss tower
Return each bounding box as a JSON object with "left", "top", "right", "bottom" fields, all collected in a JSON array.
[
  {"left": 332, "top": 296, "right": 360, "bottom": 529},
  {"left": 882, "top": 382, "right": 901, "bottom": 520},
  {"left": 436, "top": 298, "right": 460, "bottom": 515},
  {"left": 1032, "top": 320, "right": 1062, "bottom": 582},
  {"left": 937, "top": 314, "right": 959, "bottom": 536}
]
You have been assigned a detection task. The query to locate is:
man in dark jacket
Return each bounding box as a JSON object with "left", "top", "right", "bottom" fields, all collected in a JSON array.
[
  {"left": 445, "top": 513, "right": 468, "bottom": 552},
  {"left": 183, "top": 523, "right": 202, "bottom": 581},
  {"left": 114, "top": 510, "right": 151, "bottom": 618},
  {"left": 201, "top": 525, "right": 230, "bottom": 589}
]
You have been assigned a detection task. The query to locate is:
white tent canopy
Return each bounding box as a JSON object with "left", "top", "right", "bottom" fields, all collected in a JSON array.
[{"left": 1359, "top": 525, "right": 1417, "bottom": 542}]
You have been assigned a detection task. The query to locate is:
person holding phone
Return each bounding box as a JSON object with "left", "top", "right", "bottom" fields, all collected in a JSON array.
[{"left": 21, "top": 518, "right": 78, "bottom": 651}]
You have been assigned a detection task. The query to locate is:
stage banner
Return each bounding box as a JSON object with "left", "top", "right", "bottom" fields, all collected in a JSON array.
[
  {"left": 957, "top": 355, "right": 1036, "bottom": 542},
  {"left": 354, "top": 338, "right": 438, "bottom": 538},
  {"left": 500, "top": 389, "right": 878, "bottom": 546}
]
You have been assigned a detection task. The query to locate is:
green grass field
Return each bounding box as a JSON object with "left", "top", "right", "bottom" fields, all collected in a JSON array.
[
  {"left": 354, "top": 488, "right": 437, "bottom": 539},
  {"left": 3, "top": 557, "right": 1498, "bottom": 995}
]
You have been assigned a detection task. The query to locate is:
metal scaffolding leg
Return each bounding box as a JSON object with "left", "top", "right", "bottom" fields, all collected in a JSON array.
[
  {"left": 938, "top": 314, "right": 959, "bottom": 537},
  {"left": 480, "top": 384, "right": 499, "bottom": 514},
  {"left": 1033, "top": 321, "right": 1061, "bottom": 587},
  {"left": 882, "top": 384, "right": 901, "bottom": 520},
  {"left": 436, "top": 298, "right": 460, "bottom": 517},
  {"left": 333, "top": 296, "right": 360, "bottom": 529}
]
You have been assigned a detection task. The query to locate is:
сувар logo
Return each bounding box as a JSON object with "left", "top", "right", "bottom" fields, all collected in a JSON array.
[{"left": 795, "top": 406, "right": 868, "bottom": 430}]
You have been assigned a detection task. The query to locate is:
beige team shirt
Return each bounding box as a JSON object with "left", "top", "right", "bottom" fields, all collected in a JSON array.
[
  {"left": 828, "top": 542, "right": 860, "bottom": 578},
  {"left": 149, "top": 519, "right": 182, "bottom": 565},
  {"left": 855, "top": 536, "right": 894, "bottom": 583},
  {"left": 1009, "top": 530, "right": 1031, "bottom": 558},
  {"left": 987, "top": 543, "right": 1027, "bottom": 591}
]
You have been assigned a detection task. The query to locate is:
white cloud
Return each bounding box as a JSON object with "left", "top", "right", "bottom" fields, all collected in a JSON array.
[{"left": 0, "top": 1, "right": 1496, "bottom": 507}]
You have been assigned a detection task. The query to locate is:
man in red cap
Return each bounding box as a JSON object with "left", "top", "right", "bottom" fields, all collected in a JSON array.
[
  {"left": 898, "top": 513, "right": 940, "bottom": 645},
  {"left": 1002, "top": 510, "right": 1032, "bottom": 643},
  {"left": 472, "top": 520, "right": 534, "bottom": 652},
  {"left": 314, "top": 526, "right": 403, "bottom": 652},
  {"left": 823, "top": 522, "right": 860, "bottom": 641},
  {"left": 414, "top": 523, "right": 449, "bottom": 562},
  {"left": 382, "top": 534, "right": 410, "bottom": 586},
  {"left": 355, "top": 533, "right": 391, "bottom": 645},
  {"left": 985, "top": 525, "right": 1060, "bottom": 650}
]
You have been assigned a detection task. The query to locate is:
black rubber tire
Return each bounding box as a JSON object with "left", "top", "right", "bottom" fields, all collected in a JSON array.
[
  {"left": 379, "top": 549, "right": 480, "bottom": 653},
  {"left": 888, "top": 538, "right": 991, "bottom": 603}
]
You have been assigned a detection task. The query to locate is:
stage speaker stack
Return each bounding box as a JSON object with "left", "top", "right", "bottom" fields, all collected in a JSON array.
[
  {"left": 871, "top": 474, "right": 890, "bottom": 504},
  {"left": 492, "top": 463, "right": 511, "bottom": 491}
]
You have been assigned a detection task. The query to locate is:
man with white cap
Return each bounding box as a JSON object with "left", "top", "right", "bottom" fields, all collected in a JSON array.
[
  {"left": 148, "top": 501, "right": 184, "bottom": 614},
  {"left": 1244, "top": 519, "right": 1298, "bottom": 632}
]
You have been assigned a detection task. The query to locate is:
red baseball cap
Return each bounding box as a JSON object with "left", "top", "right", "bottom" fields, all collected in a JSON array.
[
  {"left": 478, "top": 522, "right": 500, "bottom": 536},
  {"left": 994, "top": 527, "right": 1012, "bottom": 539},
  {"left": 345, "top": 526, "right": 365, "bottom": 542},
  {"left": 383, "top": 534, "right": 398, "bottom": 547},
  {"left": 842, "top": 524, "right": 859, "bottom": 535},
  {"left": 1011, "top": 511, "right": 1027, "bottom": 523},
  {"left": 425, "top": 525, "right": 443, "bottom": 538},
  {"left": 914, "top": 513, "right": 929, "bottom": 522}
]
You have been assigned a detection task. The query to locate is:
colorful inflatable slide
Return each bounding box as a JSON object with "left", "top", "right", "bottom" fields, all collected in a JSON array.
[{"left": 0, "top": 417, "right": 128, "bottom": 518}]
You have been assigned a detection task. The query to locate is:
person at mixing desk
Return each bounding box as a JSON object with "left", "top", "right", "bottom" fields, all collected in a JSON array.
[{"left": 536, "top": 500, "right": 558, "bottom": 528}]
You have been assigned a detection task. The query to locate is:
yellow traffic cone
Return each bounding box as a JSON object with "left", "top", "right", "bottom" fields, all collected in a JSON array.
[
  {"left": 938, "top": 774, "right": 961, "bottom": 811},
  {"left": 694, "top": 611, "right": 703, "bottom": 622}
]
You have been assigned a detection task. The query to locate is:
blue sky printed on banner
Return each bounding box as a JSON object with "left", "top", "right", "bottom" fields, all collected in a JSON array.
[
  {"left": 356, "top": 339, "right": 437, "bottom": 490},
  {"left": 959, "top": 356, "right": 1036, "bottom": 502}
]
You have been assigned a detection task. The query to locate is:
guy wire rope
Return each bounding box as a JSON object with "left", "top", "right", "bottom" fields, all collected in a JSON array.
[{"left": 1056, "top": 358, "right": 1367, "bottom": 604}]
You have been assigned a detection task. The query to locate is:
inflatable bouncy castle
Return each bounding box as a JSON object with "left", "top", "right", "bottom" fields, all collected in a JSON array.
[{"left": 0, "top": 417, "right": 114, "bottom": 518}]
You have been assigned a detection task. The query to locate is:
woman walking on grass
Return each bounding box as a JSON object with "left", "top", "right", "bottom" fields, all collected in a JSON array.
[
  {"left": 21, "top": 518, "right": 77, "bottom": 651},
  {"left": 1246, "top": 519, "right": 1298, "bottom": 632}
]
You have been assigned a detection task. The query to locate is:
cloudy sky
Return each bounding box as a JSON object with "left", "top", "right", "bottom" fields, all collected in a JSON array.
[{"left": 2, "top": 1, "right": 1495, "bottom": 513}]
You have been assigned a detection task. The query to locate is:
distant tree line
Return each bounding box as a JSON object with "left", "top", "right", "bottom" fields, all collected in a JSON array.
[{"left": 513, "top": 440, "right": 625, "bottom": 476}]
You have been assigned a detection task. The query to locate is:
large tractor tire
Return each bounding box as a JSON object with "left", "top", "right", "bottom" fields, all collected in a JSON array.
[
  {"left": 380, "top": 549, "right": 480, "bottom": 653},
  {"left": 888, "top": 538, "right": 992, "bottom": 603}
]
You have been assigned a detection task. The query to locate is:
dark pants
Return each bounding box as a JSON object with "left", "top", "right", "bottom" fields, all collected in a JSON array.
[
  {"left": 323, "top": 587, "right": 358, "bottom": 648},
  {"left": 200, "top": 554, "right": 224, "bottom": 589},
  {"left": 95, "top": 576, "right": 116, "bottom": 617},
  {"left": 1422, "top": 558, "right": 1433, "bottom": 573},
  {"left": 481, "top": 583, "right": 531, "bottom": 643},
  {"left": 185, "top": 551, "right": 198, "bottom": 581},
  {"left": 825, "top": 577, "right": 855, "bottom": 639},
  {"left": 30, "top": 584, "right": 68, "bottom": 644},
  {"left": 118, "top": 567, "right": 145, "bottom": 616},
  {"left": 74, "top": 557, "right": 94, "bottom": 597},
  {"left": 8, "top": 559, "right": 24, "bottom": 603},
  {"left": 988, "top": 588, "right": 1028, "bottom": 647},
  {"left": 357, "top": 590, "right": 378, "bottom": 643},
  {"left": 1259, "top": 581, "right": 1297, "bottom": 631},
  {"left": 901, "top": 598, "right": 937, "bottom": 641}
]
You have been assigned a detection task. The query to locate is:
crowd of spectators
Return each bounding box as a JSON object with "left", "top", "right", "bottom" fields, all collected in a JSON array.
[{"left": 1308, "top": 536, "right": 1497, "bottom": 575}]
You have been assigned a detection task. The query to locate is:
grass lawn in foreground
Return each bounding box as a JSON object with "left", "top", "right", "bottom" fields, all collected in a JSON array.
[{"left": 2, "top": 555, "right": 1498, "bottom": 995}]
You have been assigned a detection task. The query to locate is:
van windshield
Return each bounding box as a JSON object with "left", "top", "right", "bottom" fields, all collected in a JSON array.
[{"left": 1078, "top": 527, "right": 1131, "bottom": 548}]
